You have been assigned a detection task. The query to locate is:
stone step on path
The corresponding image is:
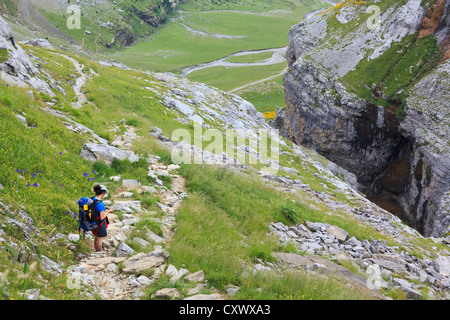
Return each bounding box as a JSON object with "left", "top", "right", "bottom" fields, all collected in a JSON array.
[
  {"left": 74, "top": 157, "right": 181, "bottom": 300},
  {"left": 69, "top": 154, "right": 218, "bottom": 300},
  {"left": 70, "top": 122, "right": 224, "bottom": 300}
]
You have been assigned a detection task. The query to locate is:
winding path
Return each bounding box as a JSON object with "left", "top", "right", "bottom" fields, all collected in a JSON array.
[
  {"left": 51, "top": 52, "right": 93, "bottom": 109},
  {"left": 181, "top": 46, "right": 287, "bottom": 77}
]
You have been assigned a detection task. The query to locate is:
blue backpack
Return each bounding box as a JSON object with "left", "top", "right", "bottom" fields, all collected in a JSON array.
[{"left": 78, "top": 197, "right": 100, "bottom": 232}]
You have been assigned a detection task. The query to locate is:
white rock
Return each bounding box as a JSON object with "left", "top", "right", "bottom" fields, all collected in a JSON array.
[
  {"left": 166, "top": 264, "right": 178, "bottom": 277},
  {"left": 68, "top": 234, "right": 80, "bottom": 242},
  {"left": 115, "top": 242, "right": 135, "bottom": 257}
]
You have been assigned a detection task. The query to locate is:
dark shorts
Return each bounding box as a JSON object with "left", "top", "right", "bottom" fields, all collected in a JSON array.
[{"left": 93, "top": 220, "right": 108, "bottom": 237}]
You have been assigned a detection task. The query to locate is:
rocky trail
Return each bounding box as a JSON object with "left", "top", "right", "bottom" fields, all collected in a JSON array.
[{"left": 69, "top": 125, "right": 225, "bottom": 300}]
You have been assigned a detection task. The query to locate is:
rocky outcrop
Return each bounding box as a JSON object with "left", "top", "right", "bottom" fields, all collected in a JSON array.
[
  {"left": 0, "top": 15, "right": 52, "bottom": 94},
  {"left": 21, "top": 38, "right": 54, "bottom": 50},
  {"left": 273, "top": 0, "right": 450, "bottom": 237},
  {"left": 80, "top": 143, "right": 140, "bottom": 165}
]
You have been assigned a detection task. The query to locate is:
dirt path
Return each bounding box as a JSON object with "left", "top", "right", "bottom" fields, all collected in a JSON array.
[
  {"left": 228, "top": 67, "right": 288, "bottom": 93},
  {"left": 51, "top": 52, "right": 93, "bottom": 109}
]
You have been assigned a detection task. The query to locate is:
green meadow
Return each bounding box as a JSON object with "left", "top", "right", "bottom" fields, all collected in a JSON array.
[{"left": 187, "top": 61, "right": 287, "bottom": 92}]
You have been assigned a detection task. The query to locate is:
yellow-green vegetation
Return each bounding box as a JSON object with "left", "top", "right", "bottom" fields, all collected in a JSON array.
[
  {"left": 232, "top": 270, "right": 374, "bottom": 300},
  {"left": 168, "top": 163, "right": 398, "bottom": 298},
  {"left": 0, "top": 85, "right": 96, "bottom": 299},
  {"left": 342, "top": 33, "right": 443, "bottom": 110},
  {"left": 187, "top": 62, "right": 287, "bottom": 92},
  {"left": 0, "top": 48, "right": 9, "bottom": 63},
  {"left": 237, "top": 75, "right": 286, "bottom": 114},
  {"left": 224, "top": 51, "right": 274, "bottom": 64}
]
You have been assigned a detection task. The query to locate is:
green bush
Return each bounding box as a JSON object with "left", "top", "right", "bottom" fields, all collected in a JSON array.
[
  {"left": 280, "top": 204, "right": 298, "bottom": 223},
  {"left": 125, "top": 118, "right": 140, "bottom": 127}
]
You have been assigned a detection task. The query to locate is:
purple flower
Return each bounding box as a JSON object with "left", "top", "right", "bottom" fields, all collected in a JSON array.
[
  {"left": 22, "top": 169, "right": 26, "bottom": 174},
  {"left": 92, "top": 170, "right": 96, "bottom": 174},
  {"left": 83, "top": 172, "right": 89, "bottom": 177},
  {"left": 15, "top": 169, "right": 19, "bottom": 172},
  {"left": 5, "top": 84, "right": 8, "bottom": 87},
  {"left": 72, "top": 213, "right": 77, "bottom": 219},
  {"left": 66, "top": 211, "right": 70, "bottom": 215},
  {"left": 33, "top": 183, "right": 39, "bottom": 187},
  {"left": 26, "top": 183, "right": 31, "bottom": 187},
  {"left": 59, "top": 152, "right": 62, "bottom": 156},
  {"left": 41, "top": 153, "right": 45, "bottom": 155}
]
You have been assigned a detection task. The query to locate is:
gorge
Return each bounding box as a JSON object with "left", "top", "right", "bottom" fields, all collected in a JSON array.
[{"left": 272, "top": 0, "right": 450, "bottom": 237}]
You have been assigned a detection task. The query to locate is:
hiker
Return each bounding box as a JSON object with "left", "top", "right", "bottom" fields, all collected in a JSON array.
[{"left": 92, "top": 184, "right": 113, "bottom": 252}]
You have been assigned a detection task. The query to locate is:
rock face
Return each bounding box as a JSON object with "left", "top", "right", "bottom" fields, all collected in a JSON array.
[
  {"left": 80, "top": 143, "right": 139, "bottom": 165},
  {"left": 0, "top": 16, "right": 52, "bottom": 94},
  {"left": 273, "top": 0, "right": 450, "bottom": 237}
]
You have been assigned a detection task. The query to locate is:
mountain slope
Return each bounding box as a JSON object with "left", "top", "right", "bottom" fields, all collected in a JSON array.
[{"left": 0, "top": 13, "right": 450, "bottom": 300}]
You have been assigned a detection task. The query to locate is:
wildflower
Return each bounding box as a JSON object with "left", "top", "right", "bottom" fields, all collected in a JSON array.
[
  {"left": 41, "top": 153, "right": 44, "bottom": 155},
  {"left": 15, "top": 169, "right": 19, "bottom": 172},
  {"left": 83, "top": 172, "right": 89, "bottom": 177},
  {"left": 26, "top": 183, "right": 31, "bottom": 187},
  {"left": 92, "top": 170, "right": 96, "bottom": 174},
  {"left": 72, "top": 213, "right": 77, "bottom": 219},
  {"left": 59, "top": 152, "right": 62, "bottom": 155},
  {"left": 66, "top": 211, "right": 70, "bottom": 215},
  {"left": 33, "top": 183, "right": 39, "bottom": 187}
]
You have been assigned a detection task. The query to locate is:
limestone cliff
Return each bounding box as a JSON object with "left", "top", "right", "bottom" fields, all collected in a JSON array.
[
  {"left": 0, "top": 15, "right": 52, "bottom": 94},
  {"left": 273, "top": 0, "right": 450, "bottom": 237}
]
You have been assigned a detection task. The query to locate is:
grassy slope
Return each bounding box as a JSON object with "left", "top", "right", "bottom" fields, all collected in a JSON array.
[
  {"left": 0, "top": 42, "right": 401, "bottom": 299},
  {"left": 237, "top": 75, "right": 286, "bottom": 117},
  {"left": 187, "top": 62, "right": 287, "bottom": 92}
]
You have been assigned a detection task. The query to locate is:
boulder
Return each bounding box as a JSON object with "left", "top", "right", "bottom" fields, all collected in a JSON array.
[
  {"left": 151, "top": 288, "right": 181, "bottom": 300},
  {"left": 146, "top": 229, "right": 165, "bottom": 244},
  {"left": 434, "top": 256, "right": 450, "bottom": 277},
  {"left": 122, "top": 250, "right": 168, "bottom": 274},
  {"left": 80, "top": 143, "right": 139, "bottom": 165},
  {"left": 170, "top": 268, "right": 190, "bottom": 283},
  {"left": 304, "top": 220, "right": 329, "bottom": 232},
  {"left": 166, "top": 265, "right": 178, "bottom": 277},
  {"left": 392, "top": 278, "right": 423, "bottom": 300},
  {"left": 68, "top": 234, "right": 80, "bottom": 242},
  {"left": 184, "top": 271, "right": 205, "bottom": 283},
  {"left": 85, "top": 256, "right": 126, "bottom": 266},
  {"left": 115, "top": 242, "right": 135, "bottom": 257},
  {"left": 22, "top": 39, "right": 54, "bottom": 50},
  {"left": 326, "top": 225, "right": 349, "bottom": 242},
  {"left": 111, "top": 201, "right": 142, "bottom": 213},
  {"left": 122, "top": 179, "right": 141, "bottom": 190}
]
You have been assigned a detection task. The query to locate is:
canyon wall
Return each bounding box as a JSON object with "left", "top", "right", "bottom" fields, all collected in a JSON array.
[{"left": 273, "top": 0, "right": 450, "bottom": 237}]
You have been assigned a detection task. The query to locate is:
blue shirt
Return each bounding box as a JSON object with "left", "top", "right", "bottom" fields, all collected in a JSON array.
[{"left": 93, "top": 197, "right": 106, "bottom": 214}]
